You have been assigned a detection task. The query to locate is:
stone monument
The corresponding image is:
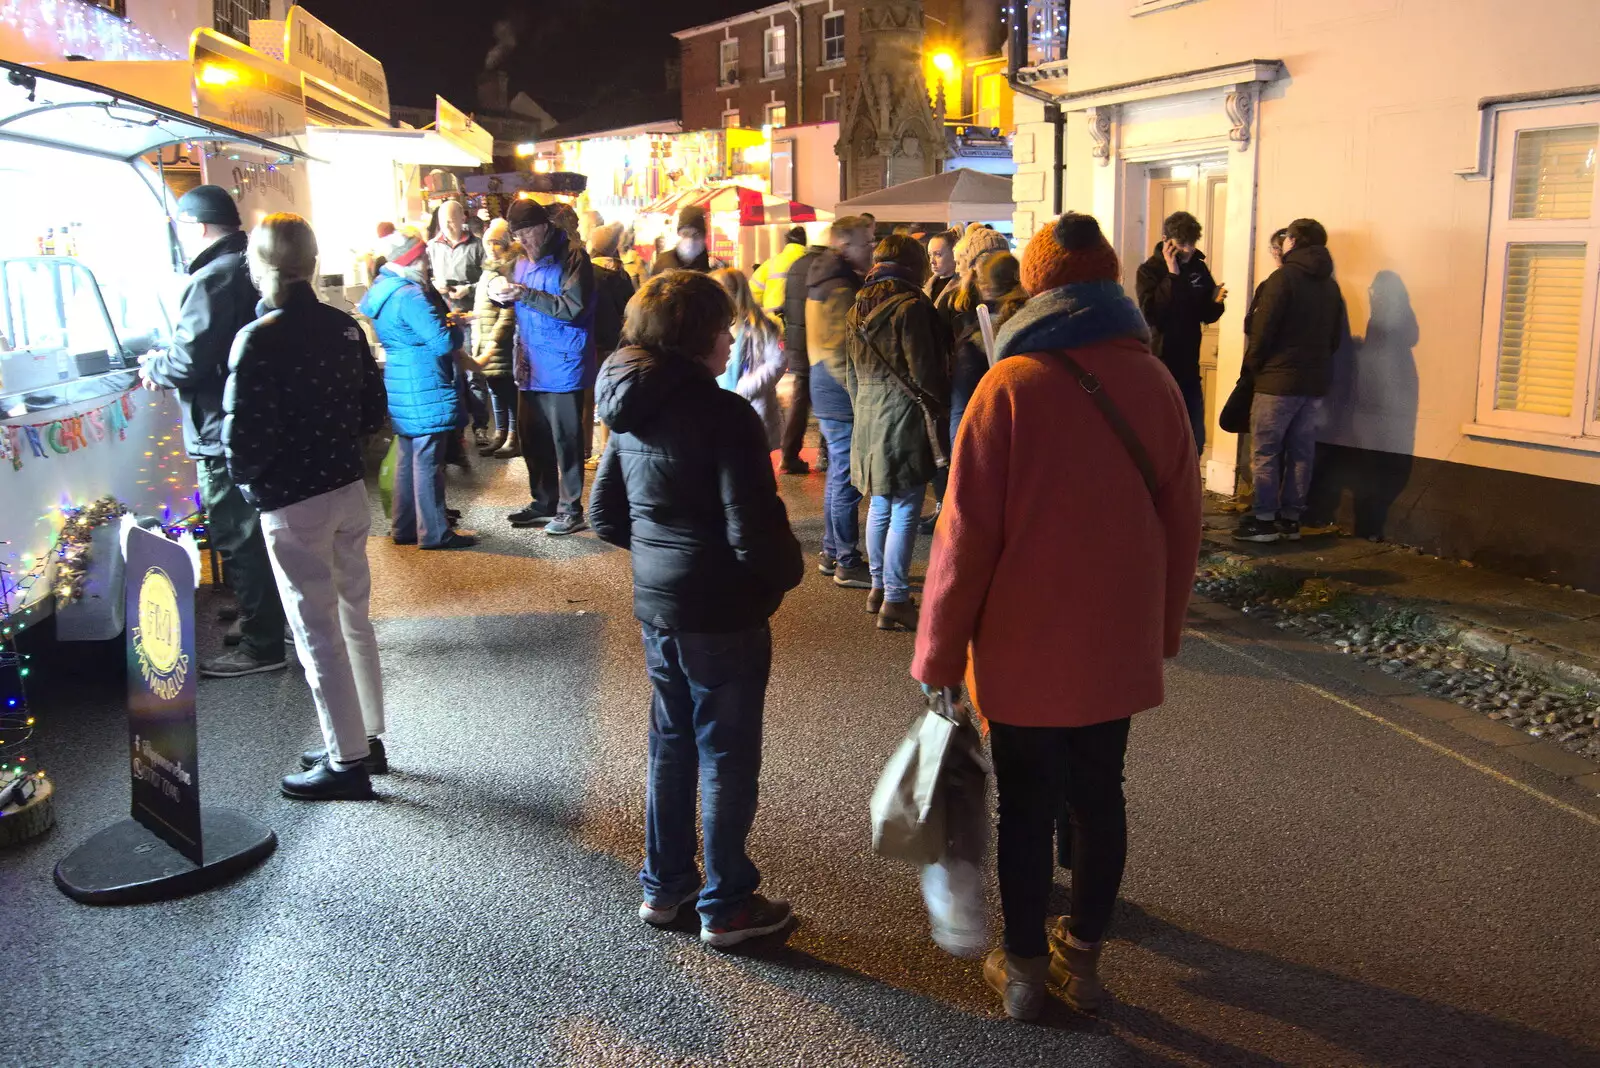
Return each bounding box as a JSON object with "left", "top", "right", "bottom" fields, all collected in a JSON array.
[{"left": 837, "top": 0, "right": 947, "bottom": 200}]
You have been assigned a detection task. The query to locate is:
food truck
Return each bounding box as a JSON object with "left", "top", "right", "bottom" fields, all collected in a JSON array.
[{"left": 0, "top": 59, "right": 312, "bottom": 628}]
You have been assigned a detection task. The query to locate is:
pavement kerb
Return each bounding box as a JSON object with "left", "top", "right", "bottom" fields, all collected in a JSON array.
[{"left": 1190, "top": 545, "right": 1600, "bottom": 796}]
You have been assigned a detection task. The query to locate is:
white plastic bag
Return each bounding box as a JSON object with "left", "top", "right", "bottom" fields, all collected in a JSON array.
[
  {"left": 921, "top": 712, "right": 990, "bottom": 958},
  {"left": 870, "top": 702, "right": 957, "bottom": 865}
]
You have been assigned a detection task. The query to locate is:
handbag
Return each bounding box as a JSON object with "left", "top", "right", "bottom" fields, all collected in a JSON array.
[
  {"left": 1219, "top": 371, "right": 1255, "bottom": 434},
  {"left": 855, "top": 324, "right": 950, "bottom": 470},
  {"left": 870, "top": 690, "right": 964, "bottom": 865}
]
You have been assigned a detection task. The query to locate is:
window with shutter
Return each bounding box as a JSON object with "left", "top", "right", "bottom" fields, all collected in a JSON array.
[{"left": 1476, "top": 103, "right": 1600, "bottom": 443}]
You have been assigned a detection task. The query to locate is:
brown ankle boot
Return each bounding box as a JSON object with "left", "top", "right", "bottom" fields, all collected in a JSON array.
[
  {"left": 866, "top": 588, "right": 884, "bottom": 614},
  {"left": 983, "top": 948, "right": 1051, "bottom": 1021},
  {"left": 1048, "top": 918, "right": 1108, "bottom": 1012},
  {"left": 877, "top": 598, "right": 918, "bottom": 631},
  {"left": 493, "top": 431, "right": 520, "bottom": 458}
]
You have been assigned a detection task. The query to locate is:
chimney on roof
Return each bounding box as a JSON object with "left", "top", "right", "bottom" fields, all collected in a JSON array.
[{"left": 478, "top": 70, "right": 509, "bottom": 114}]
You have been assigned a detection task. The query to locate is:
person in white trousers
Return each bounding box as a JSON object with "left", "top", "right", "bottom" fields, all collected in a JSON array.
[{"left": 222, "top": 212, "right": 390, "bottom": 800}]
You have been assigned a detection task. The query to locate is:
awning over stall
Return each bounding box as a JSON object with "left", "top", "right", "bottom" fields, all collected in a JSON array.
[
  {"left": 640, "top": 184, "right": 823, "bottom": 228},
  {"left": 0, "top": 58, "right": 309, "bottom": 162},
  {"left": 834, "top": 168, "right": 1014, "bottom": 224}
]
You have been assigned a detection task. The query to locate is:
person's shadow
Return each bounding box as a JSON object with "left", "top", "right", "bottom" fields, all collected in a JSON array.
[{"left": 1311, "top": 270, "right": 1419, "bottom": 538}]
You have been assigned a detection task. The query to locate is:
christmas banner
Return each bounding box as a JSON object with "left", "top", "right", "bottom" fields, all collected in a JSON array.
[{"left": 0, "top": 389, "right": 137, "bottom": 472}]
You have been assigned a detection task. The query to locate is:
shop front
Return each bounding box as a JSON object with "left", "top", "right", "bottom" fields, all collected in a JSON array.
[{"left": 0, "top": 59, "right": 308, "bottom": 626}]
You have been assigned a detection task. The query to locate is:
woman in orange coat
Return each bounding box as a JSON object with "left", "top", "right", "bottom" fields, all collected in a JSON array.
[{"left": 912, "top": 213, "right": 1202, "bottom": 1021}]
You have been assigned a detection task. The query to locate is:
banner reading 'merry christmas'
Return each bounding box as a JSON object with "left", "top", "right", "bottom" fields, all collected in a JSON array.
[{"left": 0, "top": 390, "right": 137, "bottom": 471}]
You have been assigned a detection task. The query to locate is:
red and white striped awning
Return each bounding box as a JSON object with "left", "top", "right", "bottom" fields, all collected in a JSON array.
[{"left": 640, "top": 183, "right": 821, "bottom": 228}]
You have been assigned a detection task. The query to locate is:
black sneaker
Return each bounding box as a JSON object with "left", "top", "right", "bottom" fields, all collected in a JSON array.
[
  {"left": 1232, "top": 516, "right": 1281, "bottom": 544},
  {"left": 700, "top": 894, "right": 794, "bottom": 948},
  {"left": 1276, "top": 517, "right": 1302, "bottom": 542},
  {"left": 200, "top": 648, "right": 289, "bottom": 678},
  {"left": 779, "top": 459, "right": 810, "bottom": 475},
  {"left": 422, "top": 531, "right": 479, "bottom": 550},
  {"left": 545, "top": 514, "right": 587, "bottom": 537},
  {"left": 281, "top": 760, "right": 373, "bottom": 801},
  {"left": 817, "top": 553, "right": 837, "bottom": 577},
  {"left": 301, "top": 737, "right": 388, "bottom": 774},
  {"left": 833, "top": 563, "right": 873, "bottom": 589},
  {"left": 508, "top": 506, "right": 553, "bottom": 528},
  {"left": 223, "top": 619, "right": 244, "bottom": 647},
  {"left": 216, "top": 604, "right": 240, "bottom": 623}
]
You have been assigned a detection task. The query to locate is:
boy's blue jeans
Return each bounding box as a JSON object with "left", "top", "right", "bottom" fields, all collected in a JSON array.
[{"left": 639, "top": 623, "right": 771, "bottom": 926}]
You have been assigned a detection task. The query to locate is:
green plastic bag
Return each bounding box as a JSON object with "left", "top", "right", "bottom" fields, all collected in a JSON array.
[{"left": 378, "top": 436, "right": 398, "bottom": 519}]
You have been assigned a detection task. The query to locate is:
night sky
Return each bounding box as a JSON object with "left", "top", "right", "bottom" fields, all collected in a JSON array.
[{"left": 302, "top": 0, "right": 768, "bottom": 117}]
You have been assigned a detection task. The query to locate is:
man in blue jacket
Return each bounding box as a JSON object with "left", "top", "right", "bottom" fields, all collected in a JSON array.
[
  {"left": 497, "top": 199, "right": 597, "bottom": 537},
  {"left": 139, "top": 185, "right": 287, "bottom": 678}
]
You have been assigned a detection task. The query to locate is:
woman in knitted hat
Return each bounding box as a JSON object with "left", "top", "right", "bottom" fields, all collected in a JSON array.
[{"left": 911, "top": 213, "right": 1202, "bottom": 1021}]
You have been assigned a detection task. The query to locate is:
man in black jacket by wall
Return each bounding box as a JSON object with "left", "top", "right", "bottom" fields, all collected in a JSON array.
[
  {"left": 1136, "top": 211, "right": 1226, "bottom": 455},
  {"left": 590, "top": 271, "right": 803, "bottom": 949},
  {"left": 1234, "top": 217, "right": 1346, "bottom": 544},
  {"left": 139, "top": 185, "right": 287, "bottom": 678}
]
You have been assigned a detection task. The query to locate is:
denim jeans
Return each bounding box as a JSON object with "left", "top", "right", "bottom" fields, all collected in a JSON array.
[
  {"left": 484, "top": 374, "right": 517, "bottom": 436},
  {"left": 198, "top": 457, "right": 286, "bottom": 660},
  {"left": 990, "top": 717, "right": 1131, "bottom": 958},
  {"left": 391, "top": 431, "right": 451, "bottom": 547},
  {"left": 1250, "top": 394, "right": 1322, "bottom": 521},
  {"left": 866, "top": 486, "right": 925, "bottom": 603},
  {"left": 639, "top": 623, "right": 772, "bottom": 925},
  {"left": 816, "top": 417, "right": 862, "bottom": 568},
  {"left": 1179, "top": 377, "right": 1206, "bottom": 456}
]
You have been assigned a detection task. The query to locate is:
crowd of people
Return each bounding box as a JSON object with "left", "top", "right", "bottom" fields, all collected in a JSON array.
[{"left": 138, "top": 182, "right": 1346, "bottom": 1020}]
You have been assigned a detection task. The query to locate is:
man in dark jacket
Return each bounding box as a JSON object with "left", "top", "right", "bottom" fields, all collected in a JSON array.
[
  {"left": 223, "top": 212, "right": 389, "bottom": 800},
  {"left": 500, "top": 198, "right": 597, "bottom": 536},
  {"left": 139, "top": 185, "right": 286, "bottom": 678},
  {"left": 650, "top": 204, "right": 727, "bottom": 275},
  {"left": 778, "top": 240, "right": 828, "bottom": 475},
  {"left": 585, "top": 222, "right": 636, "bottom": 472},
  {"left": 590, "top": 270, "right": 802, "bottom": 948},
  {"left": 1234, "top": 217, "right": 1346, "bottom": 544},
  {"left": 806, "top": 216, "right": 876, "bottom": 588},
  {"left": 1136, "top": 211, "right": 1226, "bottom": 455}
]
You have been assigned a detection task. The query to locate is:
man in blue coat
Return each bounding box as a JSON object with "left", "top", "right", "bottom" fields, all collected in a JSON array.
[
  {"left": 359, "top": 229, "right": 477, "bottom": 550},
  {"left": 497, "top": 199, "right": 597, "bottom": 537}
]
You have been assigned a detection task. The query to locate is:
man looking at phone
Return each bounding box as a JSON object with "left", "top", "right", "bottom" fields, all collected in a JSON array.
[{"left": 1136, "top": 211, "right": 1226, "bottom": 455}]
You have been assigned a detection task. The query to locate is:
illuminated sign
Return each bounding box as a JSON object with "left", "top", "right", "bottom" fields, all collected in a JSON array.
[
  {"left": 190, "top": 29, "right": 306, "bottom": 141},
  {"left": 284, "top": 7, "right": 389, "bottom": 117}
]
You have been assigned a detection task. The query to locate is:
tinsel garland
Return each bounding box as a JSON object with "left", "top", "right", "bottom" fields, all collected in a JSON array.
[{"left": 50, "top": 496, "right": 127, "bottom": 610}]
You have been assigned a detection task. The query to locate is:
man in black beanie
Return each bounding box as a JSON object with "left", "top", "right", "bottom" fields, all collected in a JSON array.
[
  {"left": 650, "top": 204, "right": 726, "bottom": 276},
  {"left": 140, "top": 184, "right": 288, "bottom": 678}
]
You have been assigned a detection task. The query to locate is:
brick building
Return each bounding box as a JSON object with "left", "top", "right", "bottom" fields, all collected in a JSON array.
[{"left": 673, "top": 0, "right": 983, "bottom": 134}]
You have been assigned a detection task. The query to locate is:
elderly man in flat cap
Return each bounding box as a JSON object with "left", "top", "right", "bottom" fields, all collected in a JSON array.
[{"left": 141, "top": 184, "right": 288, "bottom": 679}]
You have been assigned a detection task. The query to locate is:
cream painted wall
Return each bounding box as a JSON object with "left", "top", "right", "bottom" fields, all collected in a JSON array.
[
  {"left": 124, "top": 0, "right": 292, "bottom": 59},
  {"left": 1016, "top": 0, "right": 1600, "bottom": 486}
]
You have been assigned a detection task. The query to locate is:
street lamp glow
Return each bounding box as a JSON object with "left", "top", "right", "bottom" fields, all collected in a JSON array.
[{"left": 931, "top": 51, "right": 956, "bottom": 74}]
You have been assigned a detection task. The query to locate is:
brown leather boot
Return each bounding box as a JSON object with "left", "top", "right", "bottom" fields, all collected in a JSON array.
[
  {"left": 877, "top": 598, "right": 918, "bottom": 632},
  {"left": 866, "top": 588, "right": 884, "bottom": 614},
  {"left": 493, "top": 431, "right": 520, "bottom": 458},
  {"left": 983, "top": 949, "right": 1052, "bottom": 1022},
  {"left": 1048, "top": 918, "right": 1109, "bottom": 1013}
]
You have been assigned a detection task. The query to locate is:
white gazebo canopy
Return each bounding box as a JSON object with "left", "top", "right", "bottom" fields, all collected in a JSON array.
[{"left": 835, "top": 168, "right": 1014, "bottom": 225}]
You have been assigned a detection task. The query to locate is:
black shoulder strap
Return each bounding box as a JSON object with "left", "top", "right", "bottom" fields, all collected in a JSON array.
[{"left": 1050, "top": 349, "right": 1160, "bottom": 505}]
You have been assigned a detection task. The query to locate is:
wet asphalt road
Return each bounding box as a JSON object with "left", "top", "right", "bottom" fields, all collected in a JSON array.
[{"left": 9, "top": 459, "right": 1600, "bottom": 1067}]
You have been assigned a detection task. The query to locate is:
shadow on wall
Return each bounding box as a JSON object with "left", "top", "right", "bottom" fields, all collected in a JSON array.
[{"left": 1309, "top": 269, "right": 1419, "bottom": 537}]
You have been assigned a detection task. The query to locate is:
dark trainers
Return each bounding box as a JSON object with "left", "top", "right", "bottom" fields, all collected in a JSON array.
[
  {"left": 422, "top": 531, "right": 479, "bottom": 550},
  {"left": 282, "top": 760, "right": 373, "bottom": 801},
  {"left": 779, "top": 459, "right": 810, "bottom": 475},
  {"left": 833, "top": 563, "right": 872, "bottom": 589},
  {"left": 701, "top": 894, "right": 793, "bottom": 948},
  {"left": 817, "top": 553, "right": 837, "bottom": 577},
  {"left": 866, "top": 588, "right": 885, "bottom": 614},
  {"left": 301, "top": 737, "right": 388, "bottom": 775},
  {"left": 545, "top": 514, "right": 587, "bottom": 537},
  {"left": 200, "top": 648, "right": 288, "bottom": 678},
  {"left": 1276, "top": 517, "right": 1302, "bottom": 541},
  {"left": 878, "top": 599, "right": 919, "bottom": 632},
  {"left": 508, "top": 506, "right": 553, "bottom": 528},
  {"left": 639, "top": 886, "right": 701, "bottom": 926},
  {"left": 1232, "top": 515, "right": 1281, "bottom": 543},
  {"left": 223, "top": 618, "right": 244, "bottom": 646}
]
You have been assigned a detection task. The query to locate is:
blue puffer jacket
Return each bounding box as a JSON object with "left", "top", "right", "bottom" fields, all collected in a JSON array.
[
  {"left": 512, "top": 232, "right": 597, "bottom": 393},
  {"left": 359, "top": 268, "right": 462, "bottom": 437}
]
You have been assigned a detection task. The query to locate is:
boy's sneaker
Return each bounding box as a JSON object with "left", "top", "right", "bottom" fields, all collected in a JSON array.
[
  {"left": 1275, "top": 517, "right": 1302, "bottom": 541},
  {"left": 638, "top": 886, "right": 701, "bottom": 927},
  {"left": 1232, "top": 515, "right": 1280, "bottom": 543},
  {"left": 817, "top": 553, "right": 837, "bottom": 577},
  {"left": 700, "top": 894, "right": 793, "bottom": 948},
  {"left": 200, "top": 648, "right": 288, "bottom": 678},
  {"left": 545, "top": 514, "right": 587, "bottom": 537},
  {"left": 508, "top": 506, "right": 553, "bottom": 528}
]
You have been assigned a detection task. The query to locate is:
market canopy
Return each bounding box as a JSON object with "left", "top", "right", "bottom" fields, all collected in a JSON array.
[
  {"left": 835, "top": 168, "right": 1015, "bottom": 224},
  {"left": 0, "top": 59, "right": 308, "bottom": 163},
  {"left": 641, "top": 184, "right": 824, "bottom": 228},
  {"left": 464, "top": 172, "right": 589, "bottom": 196}
]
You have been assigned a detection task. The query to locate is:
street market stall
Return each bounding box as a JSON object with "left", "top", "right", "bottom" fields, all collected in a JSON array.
[
  {"left": 636, "top": 183, "right": 829, "bottom": 272},
  {"left": 834, "top": 167, "right": 1015, "bottom": 231},
  {"left": 0, "top": 59, "right": 307, "bottom": 627}
]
